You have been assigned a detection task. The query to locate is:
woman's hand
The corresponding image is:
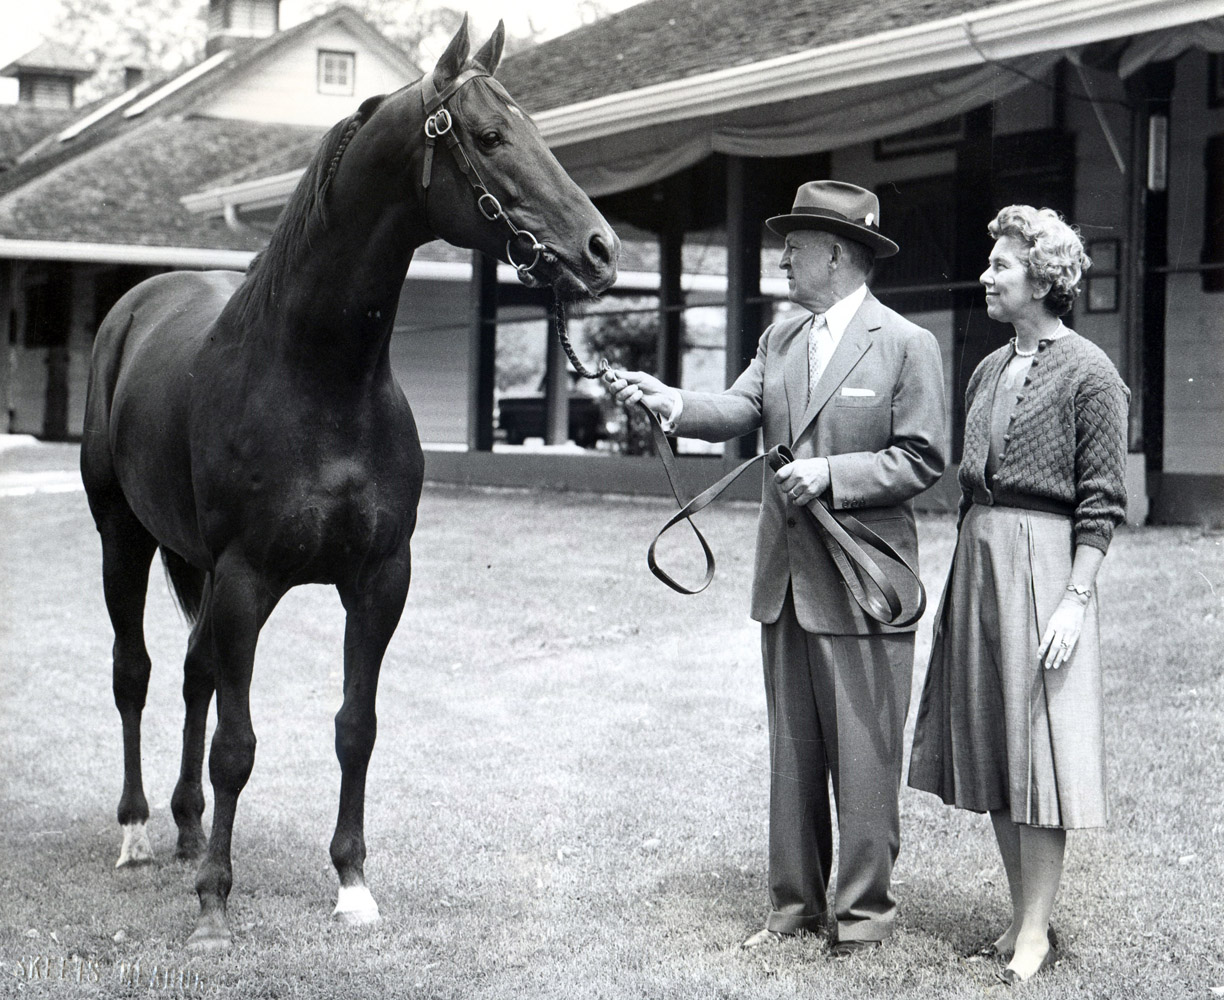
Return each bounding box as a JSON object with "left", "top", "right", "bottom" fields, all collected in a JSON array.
[
  {"left": 601, "top": 369, "right": 675, "bottom": 420},
  {"left": 1037, "top": 595, "right": 1088, "bottom": 670},
  {"left": 773, "top": 458, "right": 831, "bottom": 506}
]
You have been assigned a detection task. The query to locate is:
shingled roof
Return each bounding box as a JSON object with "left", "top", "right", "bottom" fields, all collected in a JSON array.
[
  {"left": 0, "top": 4, "right": 420, "bottom": 257},
  {"left": 0, "top": 105, "right": 76, "bottom": 168},
  {"left": 0, "top": 5, "right": 415, "bottom": 199},
  {"left": 0, "top": 40, "right": 94, "bottom": 80},
  {"left": 497, "top": 0, "right": 1007, "bottom": 113},
  {"left": 0, "top": 117, "right": 325, "bottom": 249}
]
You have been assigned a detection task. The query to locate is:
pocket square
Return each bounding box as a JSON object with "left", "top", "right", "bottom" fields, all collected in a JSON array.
[{"left": 840, "top": 387, "right": 875, "bottom": 397}]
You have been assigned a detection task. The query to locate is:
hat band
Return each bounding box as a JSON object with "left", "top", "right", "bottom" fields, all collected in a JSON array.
[{"left": 788, "top": 205, "right": 878, "bottom": 230}]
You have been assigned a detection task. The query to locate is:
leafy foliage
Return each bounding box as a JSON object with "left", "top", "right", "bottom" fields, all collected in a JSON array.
[
  {"left": 583, "top": 304, "right": 659, "bottom": 455},
  {"left": 48, "top": 0, "right": 208, "bottom": 101}
]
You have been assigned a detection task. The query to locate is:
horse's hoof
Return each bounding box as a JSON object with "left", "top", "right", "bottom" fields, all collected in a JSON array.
[
  {"left": 332, "top": 885, "right": 380, "bottom": 925},
  {"left": 185, "top": 915, "right": 231, "bottom": 953},
  {"left": 115, "top": 822, "right": 154, "bottom": 868}
]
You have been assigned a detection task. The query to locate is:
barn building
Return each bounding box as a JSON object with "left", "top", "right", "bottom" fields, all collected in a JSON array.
[{"left": 2, "top": 0, "right": 1222, "bottom": 525}]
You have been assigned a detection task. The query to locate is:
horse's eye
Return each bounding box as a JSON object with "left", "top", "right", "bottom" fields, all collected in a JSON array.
[{"left": 478, "top": 129, "right": 502, "bottom": 149}]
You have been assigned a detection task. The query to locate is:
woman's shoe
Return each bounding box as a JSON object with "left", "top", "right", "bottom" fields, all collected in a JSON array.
[{"left": 996, "top": 941, "right": 1058, "bottom": 985}]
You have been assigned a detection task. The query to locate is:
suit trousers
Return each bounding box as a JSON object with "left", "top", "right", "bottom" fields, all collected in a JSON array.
[{"left": 761, "top": 587, "right": 914, "bottom": 942}]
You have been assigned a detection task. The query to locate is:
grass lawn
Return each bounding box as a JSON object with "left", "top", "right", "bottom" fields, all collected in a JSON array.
[{"left": 1, "top": 441, "right": 1221, "bottom": 999}]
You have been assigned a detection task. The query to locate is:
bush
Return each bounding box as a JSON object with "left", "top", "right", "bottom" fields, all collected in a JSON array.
[{"left": 583, "top": 305, "right": 660, "bottom": 456}]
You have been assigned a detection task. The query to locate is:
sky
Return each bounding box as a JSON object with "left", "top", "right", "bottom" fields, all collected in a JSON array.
[{"left": 0, "top": 0, "right": 639, "bottom": 103}]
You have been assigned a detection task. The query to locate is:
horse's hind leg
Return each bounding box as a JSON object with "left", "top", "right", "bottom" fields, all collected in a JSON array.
[
  {"left": 95, "top": 502, "right": 159, "bottom": 867},
  {"left": 171, "top": 578, "right": 215, "bottom": 861},
  {"left": 330, "top": 562, "right": 411, "bottom": 924}
]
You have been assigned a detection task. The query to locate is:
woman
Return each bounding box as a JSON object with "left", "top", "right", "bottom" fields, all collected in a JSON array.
[{"left": 908, "top": 206, "right": 1129, "bottom": 984}]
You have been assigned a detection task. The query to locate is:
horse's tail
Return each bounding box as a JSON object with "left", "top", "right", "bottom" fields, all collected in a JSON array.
[{"left": 160, "top": 548, "right": 207, "bottom": 625}]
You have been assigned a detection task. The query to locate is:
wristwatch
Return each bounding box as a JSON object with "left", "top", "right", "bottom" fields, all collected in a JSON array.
[{"left": 1065, "top": 583, "right": 1092, "bottom": 602}]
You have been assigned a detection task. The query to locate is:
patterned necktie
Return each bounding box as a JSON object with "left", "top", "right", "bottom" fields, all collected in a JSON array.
[{"left": 806, "top": 313, "right": 830, "bottom": 406}]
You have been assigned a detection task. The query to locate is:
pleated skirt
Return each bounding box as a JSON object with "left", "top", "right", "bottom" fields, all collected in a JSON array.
[{"left": 907, "top": 503, "right": 1107, "bottom": 829}]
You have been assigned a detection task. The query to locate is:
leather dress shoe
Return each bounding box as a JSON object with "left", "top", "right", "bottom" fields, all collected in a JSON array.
[
  {"left": 740, "top": 927, "right": 786, "bottom": 949},
  {"left": 829, "top": 938, "right": 881, "bottom": 959}
]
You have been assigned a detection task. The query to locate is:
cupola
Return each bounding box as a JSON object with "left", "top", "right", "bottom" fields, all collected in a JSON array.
[
  {"left": 0, "top": 41, "right": 93, "bottom": 109},
  {"left": 206, "top": 0, "right": 282, "bottom": 57}
]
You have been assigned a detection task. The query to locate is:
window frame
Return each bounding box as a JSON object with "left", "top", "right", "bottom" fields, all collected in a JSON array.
[{"left": 317, "top": 49, "right": 356, "bottom": 96}]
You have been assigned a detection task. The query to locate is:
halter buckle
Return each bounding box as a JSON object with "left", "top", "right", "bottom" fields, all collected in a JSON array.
[
  {"left": 423, "top": 109, "right": 452, "bottom": 139},
  {"left": 477, "top": 191, "right": 504, "bottom": 222}
]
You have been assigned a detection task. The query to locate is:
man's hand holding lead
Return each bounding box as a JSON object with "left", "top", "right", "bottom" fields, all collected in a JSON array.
[
  {"left": 774, "top": 458, "right": 831, "bottom": 506},
  {"left": 601, "top": 369, "right": 676, "bottom": 421}
]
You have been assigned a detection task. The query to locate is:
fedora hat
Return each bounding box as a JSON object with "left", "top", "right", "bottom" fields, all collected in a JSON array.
[{"left": 766, "top": 180, "right": 899, "bottom": 258}]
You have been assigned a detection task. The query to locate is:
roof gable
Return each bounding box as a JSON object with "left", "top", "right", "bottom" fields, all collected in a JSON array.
[{"left": 193, "top": 12, "right": 422, "bottom": 125}]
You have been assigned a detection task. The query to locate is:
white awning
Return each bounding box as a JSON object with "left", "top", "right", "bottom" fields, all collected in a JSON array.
[
  {"left": 1117, "top": 16, "right": 1224, "bottom": 77},
  {"left": 557, "top": 53, "right": 1060, "bottom": 197}
]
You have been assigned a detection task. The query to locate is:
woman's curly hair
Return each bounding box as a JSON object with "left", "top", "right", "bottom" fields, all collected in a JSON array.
[{"left": 988, "top": 206, "right": 1091, "bottom": 317}]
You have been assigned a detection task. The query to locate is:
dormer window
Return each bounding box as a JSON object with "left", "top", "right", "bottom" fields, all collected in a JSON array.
[{"left": 318, "top": 50, "right": 354, "bottom": 96}]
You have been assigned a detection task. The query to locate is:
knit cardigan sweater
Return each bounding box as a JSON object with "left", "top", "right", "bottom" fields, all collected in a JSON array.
[{"left": 958, "top": 331, "right": 1130, "bottom": 553}]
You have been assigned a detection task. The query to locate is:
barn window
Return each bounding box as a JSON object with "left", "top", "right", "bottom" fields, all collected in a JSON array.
[{"left": 318, "top": 50, "right": 355, "bottom": 96}]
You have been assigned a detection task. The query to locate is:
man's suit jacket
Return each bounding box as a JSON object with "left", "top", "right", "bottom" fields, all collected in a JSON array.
[{"left": 676, "top": 292, "right": 947, "bottom": 635}]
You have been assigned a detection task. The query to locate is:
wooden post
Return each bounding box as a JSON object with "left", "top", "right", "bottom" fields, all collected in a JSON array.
[
  {"left": 467, "top": 251, "right": 498, "bottom": 451},
  {"left": 658, "top": 188, "right": 684, "bottom": 388},
  {"left": 950, "top": 105, "right": 996, "bottom": 460},
  {"left": 724, "top": 155, "right": 763, "bottom": 459},
  {"left": 1132, "top": 62, "right": 1173, "bottom": 495},
  {"left": 544, "top": 291, "right": 568, "bottom": 445}
]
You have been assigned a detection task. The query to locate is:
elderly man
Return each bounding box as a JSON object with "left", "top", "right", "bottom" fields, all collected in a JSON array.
[{"left": 604, "top": 180, "right": 946, "bottom": 955}]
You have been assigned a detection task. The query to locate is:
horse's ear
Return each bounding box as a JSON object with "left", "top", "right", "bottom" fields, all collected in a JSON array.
[
  {"left": 472, "top": 20, "right": 505, "bottom": 76},
  {"left": 433, "top": 14, "right": 471, "bottom": 86}
]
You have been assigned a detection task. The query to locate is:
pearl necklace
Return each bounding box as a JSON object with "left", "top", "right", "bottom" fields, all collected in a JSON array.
[{"left": 1013, "top": 320, "right": 1067, "bottom": 359}]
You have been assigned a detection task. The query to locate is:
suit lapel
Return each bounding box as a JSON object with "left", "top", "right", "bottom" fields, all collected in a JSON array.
[
  {"left": 776, "top": 313, "right": 813, "bottom": 441},
  {"left": 792, "top": 295, "right": 881, "bottom": 443}
]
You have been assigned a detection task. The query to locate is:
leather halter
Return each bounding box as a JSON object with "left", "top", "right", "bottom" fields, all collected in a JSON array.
[{"left": 420, "top": 69, "right": 547, "bottom": 276}]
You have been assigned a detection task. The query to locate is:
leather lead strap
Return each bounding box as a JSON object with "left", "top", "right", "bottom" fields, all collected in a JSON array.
[{"left": 641, "top": 410, "right": 926, "bottom": 628}]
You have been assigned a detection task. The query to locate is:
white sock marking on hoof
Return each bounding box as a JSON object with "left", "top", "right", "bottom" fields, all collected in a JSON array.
[
  {"left": 116, "top": 822, "right": 154, "bottom": 868},
  {"left": 332, "top": 885, "right": 380, "bottom": 924}
]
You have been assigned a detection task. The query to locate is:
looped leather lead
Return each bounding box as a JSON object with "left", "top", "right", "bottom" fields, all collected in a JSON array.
[{"left": 641, "top": 411, "right": 926, "bottom": 627}]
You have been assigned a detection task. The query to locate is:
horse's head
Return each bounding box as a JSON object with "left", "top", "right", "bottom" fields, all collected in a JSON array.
[{"left": 410, "top": 18, "right": 620, "bottom": 300}]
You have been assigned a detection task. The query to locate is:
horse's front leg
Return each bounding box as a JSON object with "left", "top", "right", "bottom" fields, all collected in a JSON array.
[
  {"left": 186, "top": 553, "right": 282, "bottom": 953},
  {"left": 330, "top": 555, "right": 411, "bottom": 925},
  {"left": 171, "top": 575, "right": 215, "bottom": 862}
]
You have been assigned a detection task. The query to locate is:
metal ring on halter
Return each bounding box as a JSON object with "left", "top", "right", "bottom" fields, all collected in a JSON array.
[
  {"left": 423, "top": 109, "right": 452, "bottom": 139},
  {"left": 506, "top": 233, "right": 545, "bottom": 273},
  {"left": 477, "top": 191, "right": 504, "bottom": 222}
]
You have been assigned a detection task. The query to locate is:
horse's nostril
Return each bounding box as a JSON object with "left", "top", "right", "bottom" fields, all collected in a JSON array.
[{"left": 588, "top": 233, "right": 613, "bottom": 267}]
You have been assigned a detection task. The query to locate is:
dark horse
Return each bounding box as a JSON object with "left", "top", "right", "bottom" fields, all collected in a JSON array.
[{"left": 80, "top": 18, "right": 618, "bottom": 952}]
